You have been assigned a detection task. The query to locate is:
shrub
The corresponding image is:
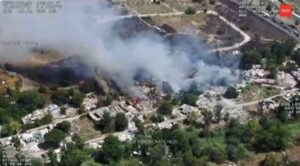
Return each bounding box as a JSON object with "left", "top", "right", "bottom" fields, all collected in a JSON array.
[
  {"left": 185, "top": 7, "right": 196, "bottom": 15},
  {"left": 224, "top": 87, "right": 239, "bottom": 99}
]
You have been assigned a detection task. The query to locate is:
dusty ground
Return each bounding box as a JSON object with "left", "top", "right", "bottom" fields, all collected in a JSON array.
[
  {"left": 120, "top": 0, "right": 173, "bottom": 14},
  {"left": 25, "top": 49, "right": 67, "bottom": 67},
  {"left": 0, "top": 69, "right": 22, "bottom": 94},
  {"left": 20, "top": 76, "right": 39, "bottom": 92},
  {"left": 163, "top": 0, "right": 205, "bottom": 11},
  {"left": 71, "top": 115, "right": 102, "bottom": 141},
  {"left": 238, "top": 84, "right": 280, "bottom": 103},
  {"left": 150, "top": 12, "right": 243, "bottom": 47}
]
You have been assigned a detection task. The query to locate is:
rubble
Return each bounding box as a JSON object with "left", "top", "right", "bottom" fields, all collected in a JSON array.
[
  {"left": 179, "top": 104, "right": 199, "bottom": 115},
  {"left": 81, "top": 93, "right": 98, "bottom": 111},
  {"left": 197, "top": 87, "right": 226, "bottom": 111},
  {"left": 22, "top": 104, "right": 60, "bottom": 124},
  {"left": 277, "top": 72, "right": 297, "bottom": 88},
  {"left": 244, "top": 65, "right": 270, "bottom": 79}
]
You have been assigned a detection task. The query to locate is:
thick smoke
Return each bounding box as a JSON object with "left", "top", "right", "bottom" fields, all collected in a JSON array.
[{"left": 0, "top": 0, "right": 240, "bottom": 92}]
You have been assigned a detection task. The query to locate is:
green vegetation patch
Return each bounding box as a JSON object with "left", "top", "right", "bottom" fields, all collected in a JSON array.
[
  {"left": 239, "top": 84, "right": 280, "bottom": 103},
  {"left": 285, "top": 121, "right": 300, "bottom": 137}
]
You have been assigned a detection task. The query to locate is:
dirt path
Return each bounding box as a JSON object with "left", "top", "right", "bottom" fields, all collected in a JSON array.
[{"left": 206, "top": 10, "right": 251, "bottom": 52}]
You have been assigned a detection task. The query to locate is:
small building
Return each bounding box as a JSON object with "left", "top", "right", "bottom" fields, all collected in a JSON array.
[
  {"left": 180, "top": 104, "right": 198, "bottom": 115},
  {"left": 88, "top": 107, "right": 110, "bottom": 123}
]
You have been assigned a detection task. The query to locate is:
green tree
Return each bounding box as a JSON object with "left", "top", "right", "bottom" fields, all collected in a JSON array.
[
  {"left": 168, "top": 129, "right": 190, "bottom": 153},
  {"left": 181, "top": 93, "right": 198, "bottom": 106},
  {"left": 252, "top": 118, "right": 291, "bottom": 152},
  {"left": 17, "top": 90, "right": 45, "bottom": 112},
  {"left": 185, "top": 7, "right": 196, "bottom": 15},
  {"left": 242, "top": 50, "right": 262, "bottom": 65},
  {"left": 55, "top": 121, "right": 71, "bottom": 133},
  {"left": 268, "top": 66, "right": 278, "bottom": 79},
  {"left": 0, "top": 108, "right": 12, "bottom": 125},
  {"left": 224, "top": 86, "right": 239, "bottom": 99},
  {"left": 151, "top": 114, "right": 165, "bottom": 123},
  {"left": 226, "top": 143, "right": 248, "bottom": 162},
  {"left": 70, "top": 134, "right": 84, "bottom": 149},
  {"left": 51, "top": 89, "right": 69, "bottom": 106},
  {"left": 69, "top": 92, "right": 84, "bottom": 108},
  {"left": 81, "top": 160, "right": 102, "bottom": 166},
  {"left": 79, "top": 80, "right": 99, "bottom": 94},
  {"left": 158, "top": 101, "right": 173, "bottom": 115},
  {"left": 11, "top": 136, "right": 21, "bottom": 151},
  {"left": 103, "top": 95, "right": 114, "bottom": 106},
  {"left": 30, "top": 157, "right": 44, "bottom": 166},
  {"left": 99, "top": 111, "right": 115, "bottom": 133},
  {"left": 247, "top": 118, "right": 261, "bottom": 143},
  {"left": 44, "top": 129, "right": 66, "bottom": 147},
  {"left": 2, "top": 120, "right": 21, "bottom": 136},
  {"left": 102, "top": 135, "right": 125, "bottom": 162},
  {"left": 115, "top": 113, "right": 128, "bottom": 131},
  {"left": 183, "top": 151, "right": 207, "bottom": 166},
  {"left": 117, "top": 159, "right": 140, "bottom": 166},
  {"left": 48, "top": 150, "right": 59, "bottom": 166},
  {"left": 205, "top": 146, "right": 227, "bottom": 164},
  {"left": 60, "top": 144, "right": 91, "bottom": 166},
  {"left": 276, "top": 105, "right": 289, "bottom": 123},
  {"left": 38, "top": 85, "right": 48, "bottom": 94},
  {"left": 148, "top": 144, "right": 168, "bottom": 165}
]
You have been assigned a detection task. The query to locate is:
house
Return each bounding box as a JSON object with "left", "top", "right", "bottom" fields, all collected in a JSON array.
[
  {"left": 88, "top": 107, "right": 110, "bottom": 123},
  {"left": 82, "top": 93, "right": 98, "bottom": 111},
  {"left": 180, "top": 104, "right": 198, "bottom": 115},
  {"left": 22, "top": 104, "right": 60, "bottom": 124}
]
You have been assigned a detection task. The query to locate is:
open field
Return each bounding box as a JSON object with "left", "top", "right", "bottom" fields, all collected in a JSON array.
[
  {"left": 123, "top": 0, "right": 173, "bottom": 14},
  {"left": 150, "top": 13, "right": 207, "bottom": 34},
  {"left": 150, "top": 12, "right": 243, "bottom": 47},
  {"left": 285, "top": 121, "right": 300, "bottom": 137},
  {"left": 238, "top": 84, "right": 280, "bottom": 103},
  {"left": 163, "top": 0, "right": 205, "bottom": 11},
  {"left": 26, "top": 49, "right": 66, "bottom": 67},
  {"left": 71, "top": 115, "right": 102, "bottom": 141},
  {"left": 0, "top": 69, "right": 22, "bottom": 94}
]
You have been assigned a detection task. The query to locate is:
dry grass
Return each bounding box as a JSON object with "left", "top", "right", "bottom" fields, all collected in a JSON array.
[
  {"left": 163, "top": 0, "right": 205, "bottom": 11},
  {"left": 0, "top": 69, "right": 22, "bottom": 94},
  {"left": 71, "top": 115, "right": 102, "bottom": 141},
  {"left": 238, "top": 84, "right": 280, "bottom": 103},
  {"left": 151, "top": 13, "right": 207, "bottom": 33},
  {"left": 26, "top": 50, "right": 65, "bottom": 67},
  {"left": 125, "top": 0, "right": 173, "bottom": 14}
]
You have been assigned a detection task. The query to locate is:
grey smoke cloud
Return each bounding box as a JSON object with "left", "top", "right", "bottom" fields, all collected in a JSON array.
[{"left": 0, "top": 0, "right": 240, "bottom": 92}]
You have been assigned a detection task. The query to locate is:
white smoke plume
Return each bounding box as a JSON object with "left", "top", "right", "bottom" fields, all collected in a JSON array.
[{"left": 0, "top": 0, "right": 240, "bottom": 92}]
